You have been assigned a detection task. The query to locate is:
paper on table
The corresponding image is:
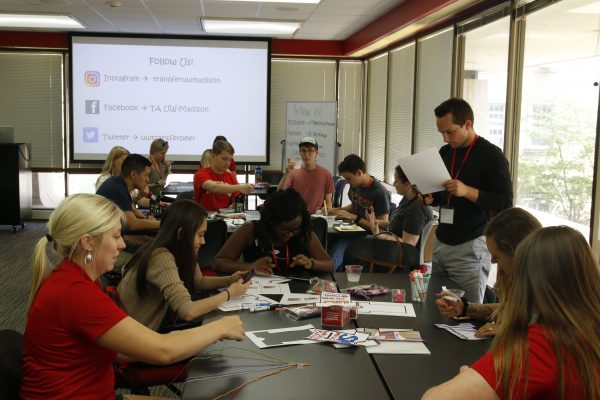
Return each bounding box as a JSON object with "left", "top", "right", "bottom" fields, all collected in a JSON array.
[
  {"left": 434, "top": 323, "right": 488, "bottom": 340},
  {"left": 356, "top": 301, "right": 416, "bottom": 317},
  {"left": 397, "top": 147, "right": 451, "bottom": 194},
  {"left": 366, "top": 341, "right": 431, "bottom": 355},
  {"left": 252, "top": 274, "right": 291, "bottom": 284},
  {"left": 280, "top": 293, "right": 321, "bottom": 305},
  {"left": 246, "top": 282, "right": 291, "bottom": 296},
  {"left": 334, "top": 224, "right": 365, "bottom": 232},
  {"left": 245, "top": 324, "right": 319, "bottom": 348},
  {"left": 218, "top": 293, "right": 276, "bottom": 312}
]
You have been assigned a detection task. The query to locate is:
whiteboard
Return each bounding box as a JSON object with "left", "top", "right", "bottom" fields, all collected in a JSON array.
[{"left": 285, "top": 101, "right": 337, "bottom": 174}]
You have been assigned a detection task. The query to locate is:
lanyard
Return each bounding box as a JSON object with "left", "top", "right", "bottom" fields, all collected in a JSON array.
[
  {"left": 270, "top": 242, "right": 289, "bottom": 270},
  {"left": 150, "top": 157, "right": 164, "bottom": 180},
  {"left": 353, "top": 176, "right": 373, "bottom": 215},
  {"left": 450, "top": 134, "right": 478, "bottom": 180}
]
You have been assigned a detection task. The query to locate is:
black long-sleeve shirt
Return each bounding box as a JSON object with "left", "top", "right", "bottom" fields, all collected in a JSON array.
[{"left": 432, "top": 136, "right": 513, "bottom": 245}]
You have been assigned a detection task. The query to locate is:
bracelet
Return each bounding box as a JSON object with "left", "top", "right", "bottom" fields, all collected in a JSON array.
[
  {"left": 224, "top": 289, "right": 230, "bottom": 301},
  {"left": 309, "top": 258, "right": 315, "bottom": 269},
  {"left": 458, "top": 297, "right": 469, "bottom": 317}
]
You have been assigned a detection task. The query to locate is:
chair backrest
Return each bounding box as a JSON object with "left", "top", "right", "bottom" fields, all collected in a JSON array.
[
  {"left": 261, "top": 171, "right": 284, "bottom": 185},
  {"left": 310, "top": 217, "right": 328, "bottom": 251},
  {"left": 198, "top": 219, "right": 228, "bottom": 270},
  {"left": 0, "top": 329, "right": 23, "bottom": 400},
  {"left": 175, "top": 190, "right": 194, "bottom": 201},
  {"left": 333, "top": 179, "right": 347, "bottom": 208},
  {"left": 343, "top": 237, "right": 405, "bottom": 273},
  {"left": 419, "top": 217, "right": 436, "bottom": 265}
]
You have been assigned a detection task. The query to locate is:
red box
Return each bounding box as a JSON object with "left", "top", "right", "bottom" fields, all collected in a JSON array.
[{"left": 321, "top": 305, "right": 351, "bottom": 328}]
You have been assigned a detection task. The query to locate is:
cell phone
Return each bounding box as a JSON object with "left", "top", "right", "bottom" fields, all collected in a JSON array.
[{"left": 242, "top": 268, "right": 256, "bottom": 283}]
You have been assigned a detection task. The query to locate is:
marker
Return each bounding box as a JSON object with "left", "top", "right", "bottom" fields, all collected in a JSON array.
[
  {"left": 249, "top": 304, "right": 281, "bottom": 312},
  {"left": 443, "top": 296, "right": 459, "bottom": 302},
  {"left": 249, "top": 306, "right": 270, "bottom": 312}
]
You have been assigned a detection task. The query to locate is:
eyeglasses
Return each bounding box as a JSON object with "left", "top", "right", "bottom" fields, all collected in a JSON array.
[{"left": 277, "top": 225, "right": 302, "bottom": 236}]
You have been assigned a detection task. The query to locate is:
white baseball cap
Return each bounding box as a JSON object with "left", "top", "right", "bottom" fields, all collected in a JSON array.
[{"left": 299, "top": 136, "right": 318, "bottom": 148}]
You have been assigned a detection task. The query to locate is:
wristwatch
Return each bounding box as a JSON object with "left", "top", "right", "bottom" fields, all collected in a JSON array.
[
  {"left": 458, "top": 297, "right": 469, "bottom": 317},
  {"left": 354, "top": 215, "right": 361, "bottom": 224}
]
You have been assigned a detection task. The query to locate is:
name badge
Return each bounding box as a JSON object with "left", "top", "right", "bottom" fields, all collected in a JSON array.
[{"left": 439, "top": 206, "right": 455, "bottom": 225}]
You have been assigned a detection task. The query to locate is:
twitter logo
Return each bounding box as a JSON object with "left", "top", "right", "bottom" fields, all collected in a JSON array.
[{"left": 83, "top": 127, "right": 99, "bottom": 143}]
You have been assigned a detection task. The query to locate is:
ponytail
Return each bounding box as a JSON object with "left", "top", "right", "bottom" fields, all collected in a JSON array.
[{"left": 28, "top": 237, "right": 52, "bottom": 310}]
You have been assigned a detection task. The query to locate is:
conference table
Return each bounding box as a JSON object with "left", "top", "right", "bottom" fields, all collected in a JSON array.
[
  {"left": 181, "top": 272, "right": 490, "bottom": 400},
  {"left": 336, "top": 272, "right": 490, "bottom": 400},
  {"left": 163, "top": 181, "right": 269, "bottom": 197}
]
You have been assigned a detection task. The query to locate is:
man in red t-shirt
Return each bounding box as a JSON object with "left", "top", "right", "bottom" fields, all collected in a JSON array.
[
  {"left": 194, "top": 140, "right": 253, "bottom": 211},
  {"left": 277, "top": 136, "right": 334, "bottom": 214}
]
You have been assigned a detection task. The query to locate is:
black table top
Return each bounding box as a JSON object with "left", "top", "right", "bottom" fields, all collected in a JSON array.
[
  {"left": 181, "top": 272, "right": 491, "bottom": 400},
  {"left": 182, "top": 275, "right": 391, "bottom": 400},
  {"left": 334, "top": 272, "right": 491, "bottom": 400}
]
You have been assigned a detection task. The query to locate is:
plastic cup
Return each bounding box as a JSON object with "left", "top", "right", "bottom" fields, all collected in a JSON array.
[
  {"left": 345, "top": 265, "right": 363, "bottom": 282},
  {"left": 326, "top": 215, "right": 336, "bottom": 228},
  {"left": 410, "top": 277, "right": 430, "bottom": 302},
  {"left": 391, "top": 289, "right": 406, "bottom": 303}
]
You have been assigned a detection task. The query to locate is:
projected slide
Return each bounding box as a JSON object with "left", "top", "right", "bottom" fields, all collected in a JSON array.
[{"left": 70, "top": 34, "right": 270, "bottom": 163}]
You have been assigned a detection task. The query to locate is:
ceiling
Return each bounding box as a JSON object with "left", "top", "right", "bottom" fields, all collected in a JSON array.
[{"left": 0, "top": 0, "right": 409, "bottom": 40}]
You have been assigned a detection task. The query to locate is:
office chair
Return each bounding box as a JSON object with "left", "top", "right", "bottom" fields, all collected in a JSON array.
[
  {"left": 333, "top": 179, "right": 347, "bottom": 208},
  {"left": 310, "top": 217, "right": 328, "bottom": 251},
  {"left": 0, "top": 329, "right": 23, "bottom": 400},
  {"left": 102, "top": 285, "right": 193, "bottom": 397},
  {"left": 343, "top": 237, "right": 406, "bottom": 273},
  {"left": 175, "top": 190, "right": 194, "bottom": 201},
  {"left": 198, "top": 219, "right": 228, "bottom": 276},
  {"left": 260, "top": 170, "right": 283, "bottom": 185}
]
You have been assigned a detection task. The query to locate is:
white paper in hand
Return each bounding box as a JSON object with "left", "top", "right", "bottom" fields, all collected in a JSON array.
[{"left": 398, "top": 147, "right": 451, "bottom": 194}]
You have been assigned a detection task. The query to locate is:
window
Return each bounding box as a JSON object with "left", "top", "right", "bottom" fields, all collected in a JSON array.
[
  {"left": 459, "top": 10, "right": 510, "bottom": 150},
  {"left": 364, "top": 53, "right": 388, "bottom": 181},
  {"left": 33, "top": 173, "right": 64, "bottom": 209},
  {"left": 414, "top": 27, "right": 454, "bottom": 152},
  {"left": 515, "top": 0, "right": 599, "bottom": 238}
]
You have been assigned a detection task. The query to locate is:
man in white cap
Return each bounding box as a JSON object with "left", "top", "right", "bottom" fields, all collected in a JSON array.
[{"left": 277, "top": 136, "right": 334, "bottom": 214}]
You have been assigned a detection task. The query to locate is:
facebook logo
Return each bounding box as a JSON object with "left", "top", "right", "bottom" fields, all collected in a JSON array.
[
  {"left": 83, "top": 127, "right": 99, "bottom": 143},
  {"left": 85, "top": 100, "right": 100, "bottom": 114}
]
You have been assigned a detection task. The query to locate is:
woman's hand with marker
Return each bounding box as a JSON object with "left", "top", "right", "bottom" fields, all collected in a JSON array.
[
  {"left": 290, "top": 253, "right": 312, "bottom": 270},
  {"left": 435, "top": 289, "right": 465, "bottom": 318},
  {"left": 252, "top": 256, "right": 275, "bottom": 275}
]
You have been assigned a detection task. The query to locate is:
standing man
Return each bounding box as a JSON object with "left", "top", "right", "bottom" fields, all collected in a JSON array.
[
  {"left": 430, "top": 98, "right": 513, "bottom": 303},
  {"left": 194, "top": 140, "right": 253, "bottom": 212},
  {"left": 97, "top": 153, "right": 160, "bottom": 231},
  {"left": 328, "top": 154, "right": 391, "bottom": 270},
  {"left": 277, "top": 136, "right": 335, "bottom": 214}
]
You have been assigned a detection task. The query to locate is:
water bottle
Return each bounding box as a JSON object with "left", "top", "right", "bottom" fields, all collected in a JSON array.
[
  {"left": 254, "top": 166, "right": 263, "bottom": 183},
  {"left": 147, "top": 191, "right": 157, "bottom": 217},
  {"left": 235, "top": 195, "right": 245, "bottom": 213},
  {"left": 154, "top": 191, "right": 162, "bottom": 218}
]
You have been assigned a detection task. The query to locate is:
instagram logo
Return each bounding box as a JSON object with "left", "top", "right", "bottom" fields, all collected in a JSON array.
[{"left": 84, "top": 71, "right": 100, "bottom": 87}]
